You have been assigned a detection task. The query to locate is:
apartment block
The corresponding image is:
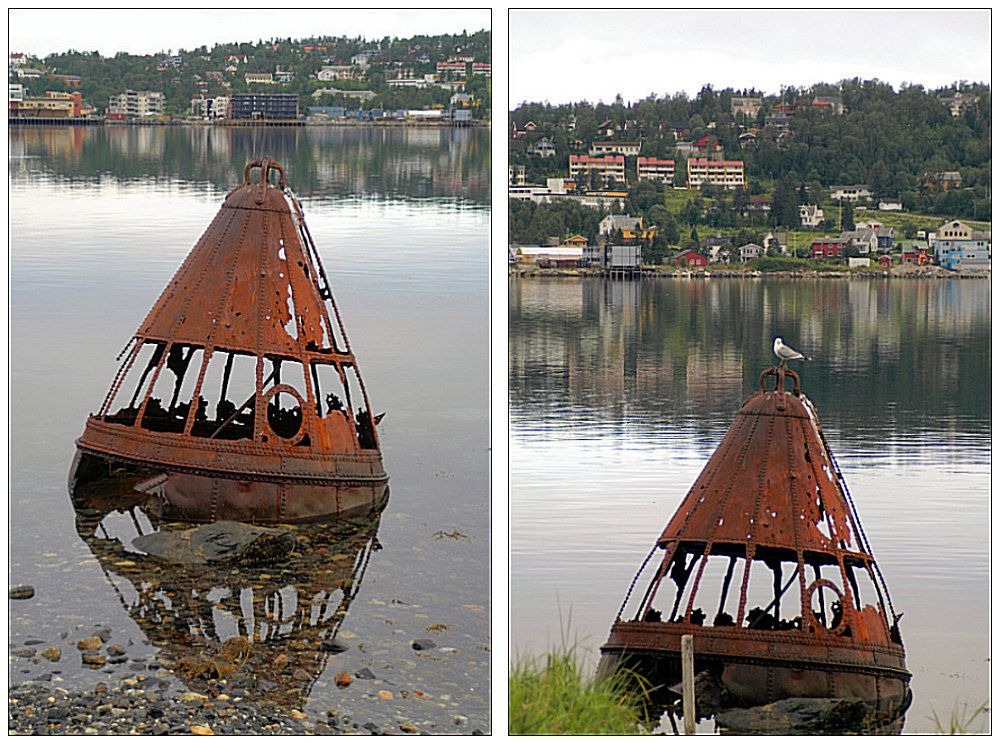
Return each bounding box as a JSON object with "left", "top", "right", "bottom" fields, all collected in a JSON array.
[
  {"left": 229, "top": 93, "right": 298, "bottom": 120},
  {"left": 636, "top": 157, "right": 675, "bottom": 186},
  {"left": 687, "top": 158, "right": 745, "bottom": 189},
  {"left": 569, "top": 155, "right": 626, "bottom": 185},
  {"left": 108, "top": 90, "right": 164, "bottom": 118}
]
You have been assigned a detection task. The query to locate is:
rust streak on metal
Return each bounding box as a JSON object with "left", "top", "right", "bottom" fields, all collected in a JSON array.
[
  {"left": 70, "top": 157, "right": 387, "bottom": 523},
  {"left": 599, "top": 366, "right": 909, "bottom": 723}
]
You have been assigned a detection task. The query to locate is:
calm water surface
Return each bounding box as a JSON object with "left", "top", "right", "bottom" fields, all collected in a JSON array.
[
  {"left": 509, "top": 276, "right": 990, "bottom": 734},
  {"left": 9, "top": 125, "right": 490, "bottom": 731}
]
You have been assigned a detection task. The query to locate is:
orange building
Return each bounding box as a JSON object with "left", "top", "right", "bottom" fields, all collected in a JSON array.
[{"left": 11, "top": 90, "right": 83, "bottom": 118}]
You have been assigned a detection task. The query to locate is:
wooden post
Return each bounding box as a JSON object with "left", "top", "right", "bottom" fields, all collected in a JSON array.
[{"left": 681, "top": 634, "right": 695, "bottom": 735}]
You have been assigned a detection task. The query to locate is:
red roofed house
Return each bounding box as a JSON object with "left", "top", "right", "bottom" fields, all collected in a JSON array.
[
  {"left": 695, "top": 135, "right": 723, "bottom": 154},
  {"left": 673, "top": 249, "right": 708, "bottom": 268},
  {"left": 569, "top": 155, "right": 626, "bottom": 185}
]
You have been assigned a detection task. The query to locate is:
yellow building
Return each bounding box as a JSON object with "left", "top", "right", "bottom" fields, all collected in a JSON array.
[
  {"left": 11, "top": 90, "right": 82, "bottom": 118},
  {"left": 687, "top": 158, "right": 745, "bottom": 189}
]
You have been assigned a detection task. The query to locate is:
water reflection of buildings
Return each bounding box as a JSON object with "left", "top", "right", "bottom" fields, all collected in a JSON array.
[
  {"left": 70, "top": 482, "right": 386, "bottom": 709},
  {"left": 8, "top": 126, "right": 489, "bottom": 206},
  {"left": 510, "top": 279, "right": 747, "bottom": 419},
  {"left": 9, "top": 124, "right": 90, "bottom": 163},
  {"left": 510, "top": 277, "right": 989, "bottom": 442},
  {"left": 107, "top": 124, "right": 165, "bottom": 160}
]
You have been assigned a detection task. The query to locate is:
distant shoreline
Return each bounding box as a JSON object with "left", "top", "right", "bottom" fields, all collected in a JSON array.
[
  {"left": 8, "top": 117, "right": 488, "bottom": 128},
  {"left": 509, "top": 265, "right": 989, "bottom": 280}
]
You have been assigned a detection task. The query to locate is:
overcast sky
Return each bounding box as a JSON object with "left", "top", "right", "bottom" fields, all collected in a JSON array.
[
  {"left": 9, "top": 9, "right": 490, "bottom": 58},
  {"left": 509, "top": 10, "right": 991, "bottom": 108}
]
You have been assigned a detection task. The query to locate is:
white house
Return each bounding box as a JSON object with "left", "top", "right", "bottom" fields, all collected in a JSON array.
[
  {"left": 528, "top": 137, "right": 556, "bottom": 158},
  {"left": 830, "top": 185, "right": 873, "bottom": 202},
  {"left": 799, "top": 204, "right": 824, "bottom": 228},
  {"left": 351, "top": 51, "right": 377, "bottom": 69},
  {"left": 317, "top": 65, "right": 355, "bottom": 81},
  {"left": 739, "top": 243, "right": 763, "bottom": 262},
  {"left": 599, "top": 214, "right": 642, "bottom": 236}
]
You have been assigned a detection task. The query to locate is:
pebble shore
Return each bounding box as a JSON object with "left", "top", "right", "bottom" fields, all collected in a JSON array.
[
  {"left": 9, "top": 677, "right": 486, "bottom": 735},
  {"left": 8, "top": 595, "right": 489, "bottom": 736}
]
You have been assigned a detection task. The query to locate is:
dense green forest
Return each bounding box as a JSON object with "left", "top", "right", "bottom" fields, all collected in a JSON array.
[
  {"left": 12, "top": 30, "right": 490, "bottom": 117},
  {"left": 510, "top": 79, "right": 990, "bottom": 231}
]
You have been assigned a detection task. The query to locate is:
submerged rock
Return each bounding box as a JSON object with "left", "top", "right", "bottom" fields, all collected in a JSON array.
[
  {"left": 132, "top": 521, "right": 296, "bottom": 566},
  {"left": 714, "top": 697, "right": 873, "bottom": 733},
  {"left": 41, "top": 647, "right": 62, "bottom": 662},
  {"left": 76, "top": 637, "right": 104, "bottom": 651}
]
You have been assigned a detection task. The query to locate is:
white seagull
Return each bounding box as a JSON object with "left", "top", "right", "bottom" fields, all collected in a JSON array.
[{"left": 773, "top": 337, "right": 811, "bottom": 366}]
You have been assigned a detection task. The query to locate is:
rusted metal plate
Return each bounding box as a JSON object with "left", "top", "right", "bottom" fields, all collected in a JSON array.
[
  {"left": 71, "top": 158, "right": 386, "bottom": 522},
  {"left": 601, "top": 366, "right": 908, "bottom": 719}
]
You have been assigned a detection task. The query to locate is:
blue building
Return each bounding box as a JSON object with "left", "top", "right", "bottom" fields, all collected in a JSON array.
[{"left": 933, "top": 220, "right": 991, "bottom": 271}]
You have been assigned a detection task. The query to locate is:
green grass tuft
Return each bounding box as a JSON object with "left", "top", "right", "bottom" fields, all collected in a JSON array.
[
  {"left": 509, "top": 650, "right": 652, "bottom": 735},
  {"left": 929, "top": 700, "right": 990, "bottom": 735}
]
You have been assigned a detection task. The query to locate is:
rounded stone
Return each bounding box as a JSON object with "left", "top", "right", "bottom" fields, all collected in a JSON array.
[
  {"left": 41, "top": 647, "right": 62, "bottom": 662},
  {"left": 8, "top": 585, "right": 35, "bottom": 600},
  {"left": 77, "top": 637, "right": 104, "bottom": 651}
]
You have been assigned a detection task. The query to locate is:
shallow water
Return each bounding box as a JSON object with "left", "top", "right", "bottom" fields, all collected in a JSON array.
[
  {"left": 9, "top": 124, "right": 491, "bottom": 731},
  {"left": 509, "top": 275, "right": 990, "bottom": 734}
]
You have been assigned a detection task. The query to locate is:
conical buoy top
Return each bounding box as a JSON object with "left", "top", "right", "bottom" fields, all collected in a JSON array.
[
  {"left": 71, "top": 158, "right": 387, "bottom": 523},
  {"left": 658, "top": 366, "right": 862, "bottom": 557}
]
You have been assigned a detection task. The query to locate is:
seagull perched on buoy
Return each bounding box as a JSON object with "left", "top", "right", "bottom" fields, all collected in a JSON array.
[{"left": 773, "top": 337, "right": 811, "bottom": 366}]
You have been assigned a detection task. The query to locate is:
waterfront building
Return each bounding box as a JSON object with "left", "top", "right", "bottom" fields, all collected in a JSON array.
[
  {"left": 108, "top": 89, "right": 164, "bottom": 119},
  {"left": 230, "top": 93, "right": 298, "bottom": 121},
  {"left": 738, "top": 243, "right": 763, "bottom": 262},
  {"left": 811, "top": 237, "right": 850, "bottom": 259},
  {"left": 931, "top": 219, "right": 991, "bottom": 270},
  {"left": 584, "top": 243, "right": 642, "bottom": 272},
  {"left": 12, "top": 90, "right": 83, "bottom": 119},
  {"left": 673, "top": 249, "right": 708, "bottom": 268}
]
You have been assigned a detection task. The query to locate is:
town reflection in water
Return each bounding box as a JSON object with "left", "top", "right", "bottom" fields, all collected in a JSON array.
[{"left": 69, "top": 474, "right": 387, "bottom": 710}]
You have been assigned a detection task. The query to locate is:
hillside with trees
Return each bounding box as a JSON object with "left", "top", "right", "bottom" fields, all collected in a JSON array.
[
  {"left": 510, "top": 79, "right": 990, "bottom": 248},
  {"left": 12, "top": 30, "right": 490, "bottom": 118}
]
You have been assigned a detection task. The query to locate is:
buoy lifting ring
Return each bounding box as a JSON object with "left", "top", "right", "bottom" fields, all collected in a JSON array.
[
  {"left": 244, "top": 157, "right": 286, "bottom": 189},
  {"left": 759, "top": 366, "right": 801, "bottom": 396}
]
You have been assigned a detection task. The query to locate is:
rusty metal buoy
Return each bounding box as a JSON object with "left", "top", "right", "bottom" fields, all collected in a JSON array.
[
  {"left": 70, "top": 158, "right": 387, "bottom": 523},
  {"left": 599, "top": 367, "right": 910, "bottom": 723}
]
